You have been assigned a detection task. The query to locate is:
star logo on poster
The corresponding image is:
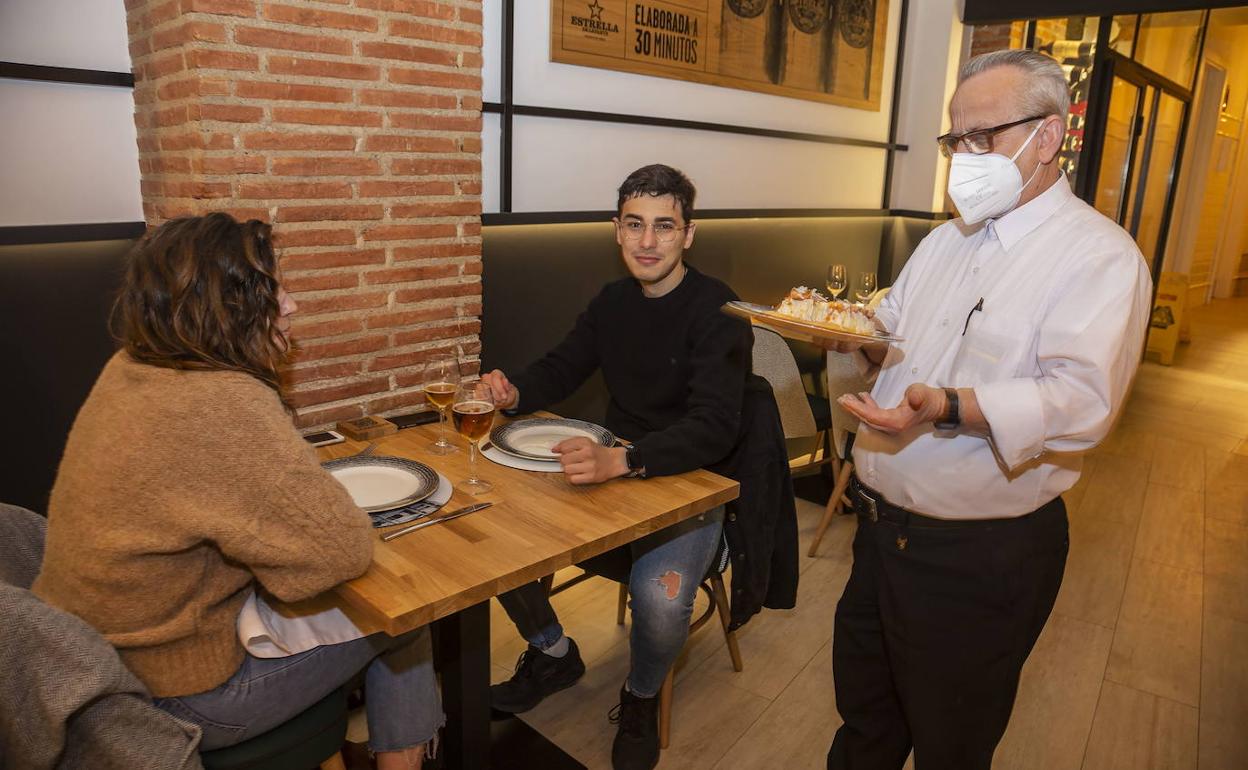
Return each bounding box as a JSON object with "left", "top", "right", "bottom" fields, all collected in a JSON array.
[{"left": 587, "top": 0, "right": 604, "bottom": 21}]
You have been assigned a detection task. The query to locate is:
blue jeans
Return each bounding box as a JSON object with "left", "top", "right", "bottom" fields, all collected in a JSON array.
[
  {"left": 498, "top": 506, "right": 725, "bottom": 698},
  {"left": 154, "top": 627, "right": 443, "bottom": 753}
]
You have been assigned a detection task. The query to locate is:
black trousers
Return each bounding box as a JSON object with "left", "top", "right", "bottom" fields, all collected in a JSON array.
[{"left": 828, "top": 486, "right": 1069, "bottom": 770}]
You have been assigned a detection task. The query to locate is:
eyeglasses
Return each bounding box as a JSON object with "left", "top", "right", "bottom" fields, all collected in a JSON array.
[
  {"left": 936, "top": 115, "right": 1046, "bottom": 158},
  {"left": 616, "top": 219, "right": 688, "bottom": 243}
]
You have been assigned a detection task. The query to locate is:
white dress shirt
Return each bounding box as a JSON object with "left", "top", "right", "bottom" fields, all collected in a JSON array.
[{"left": 851, "top": 175, "right": 1152, "bottom": 519}]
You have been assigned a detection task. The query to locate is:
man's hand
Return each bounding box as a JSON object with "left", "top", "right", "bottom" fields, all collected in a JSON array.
[
  {"left": 480, "top": 369, "right": 519, "bottom": 410},
  {"left": 554, "top": 437, "right": 629, "bottom": 485},
  {"left": 838, "top": 383, "right": 948, "bottom": 434}
]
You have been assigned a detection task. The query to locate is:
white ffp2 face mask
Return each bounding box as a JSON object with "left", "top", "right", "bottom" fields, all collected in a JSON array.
[{"left": 947, "top": 122, "right": 1043, "bottom": 225}]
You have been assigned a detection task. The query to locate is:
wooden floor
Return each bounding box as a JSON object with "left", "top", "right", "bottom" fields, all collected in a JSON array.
[{"left": 489, "top": 296, "right": 1248, "bottom": 770}]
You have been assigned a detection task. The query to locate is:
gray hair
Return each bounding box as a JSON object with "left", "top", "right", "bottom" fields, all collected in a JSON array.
[{"left": 958, "top": 49, "right": 1070, "bottom": 120}]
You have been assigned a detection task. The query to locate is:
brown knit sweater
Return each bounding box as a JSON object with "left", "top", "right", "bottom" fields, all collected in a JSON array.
[{"left": 33, "top": 353, "right": 373, "bottom": 698}]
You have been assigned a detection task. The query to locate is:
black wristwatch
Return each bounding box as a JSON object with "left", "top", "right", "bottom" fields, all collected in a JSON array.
[
  {"left": 934, "top": 387, "right": 961, "bottom": 431},
  {"left": 624, "top": 444, "right": 646, "bottom": 479}
]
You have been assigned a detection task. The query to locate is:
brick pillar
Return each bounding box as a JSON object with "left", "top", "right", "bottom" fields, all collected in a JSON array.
[{"left": 124, "top": 0, "right": 484, "bottom": 427}]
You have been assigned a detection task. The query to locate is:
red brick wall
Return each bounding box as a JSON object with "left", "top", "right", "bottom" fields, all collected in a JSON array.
[
  {"left": 969, "top": 23, "right": 1021, "bottom": 59},
  {"left": 124, "top": 0, "right": 483, "bottom": 427}
]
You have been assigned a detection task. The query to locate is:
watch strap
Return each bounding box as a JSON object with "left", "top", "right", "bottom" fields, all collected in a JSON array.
[
  {"left": 624, "top": 444, "right": 646, "bottom": 478},
  {"left": 935, "top": 387, "right": 960, "bottom": 430}
]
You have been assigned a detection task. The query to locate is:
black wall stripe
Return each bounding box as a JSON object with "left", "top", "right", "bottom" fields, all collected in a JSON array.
[
  {"left": 0, "top": 61, "right": 134, "bottom": 88},
  {"left": 0, "top": 222, "right": 146, "bottom": 246},
  {"left": 482, "top": 209, "right": 946, "bottom": 226},
  {"left": 489, "top": 103, "right": 906, "bottom": 151}
]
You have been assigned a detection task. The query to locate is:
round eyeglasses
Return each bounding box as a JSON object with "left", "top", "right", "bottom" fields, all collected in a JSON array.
[{"left": 616, "top": 220, "right": 689, "bottom": 243}]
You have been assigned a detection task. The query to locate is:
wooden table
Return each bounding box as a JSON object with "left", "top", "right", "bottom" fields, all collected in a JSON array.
[{"left": 283, "top": 415, "right": 739, "bottom": 769}]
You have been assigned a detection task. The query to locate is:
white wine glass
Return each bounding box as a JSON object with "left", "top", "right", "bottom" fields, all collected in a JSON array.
[
  {"left": 423, "top": 354, "right": 460, "bottom": 455},
  {"left": 452, "top": 381, "right": 496, "bottom": 495},
  {"left": 826, "top": 264, "right": 848, "bottom": 299},
  {"left": 856, "top": 271, "right": 878, "bottom": 304}
]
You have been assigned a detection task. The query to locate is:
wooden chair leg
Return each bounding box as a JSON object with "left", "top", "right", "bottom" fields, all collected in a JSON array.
[
  {"left": 808, "top": 460, "right": 853, "bottom": 557},
  {"left": 540, "top": 573, "right": 554, "bottom": 594},
  {"left": 320, "top": 752, "right": 347, "bottom": 770},
  {"left": 658, "top": 667, "right": 674, "bottom": 750},
  {"left": 709, "top": 573, "right": 743, "bottom": 672},
  {"left": 616, "top": 582, "right": 628, "bottom": 625}
]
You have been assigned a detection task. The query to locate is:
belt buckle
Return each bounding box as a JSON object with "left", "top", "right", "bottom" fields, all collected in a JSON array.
[{"left": 855, "top": 481, "right": 879, "bottom": 522}]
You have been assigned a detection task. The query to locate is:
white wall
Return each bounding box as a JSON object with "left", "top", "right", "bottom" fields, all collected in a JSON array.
[
  {"left": 886, "top": 0, "right": 963, "bottom": 213},
  {"left": 0, "top": 0, "right": 142, "bottom": 227},
  {"left": 481, "top": 0, "right": 904, "bottom": 214}
]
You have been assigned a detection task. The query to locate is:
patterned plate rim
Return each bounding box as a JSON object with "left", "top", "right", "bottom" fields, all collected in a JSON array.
[
  {"left": 489, "top": 418, "right": 616, "bottom": 461},
  {"left": 322, "top": 455, "right": 440, "bottom": 513},
  {"left": 725, "top": 301, "right": 905, "bottom": 343}
]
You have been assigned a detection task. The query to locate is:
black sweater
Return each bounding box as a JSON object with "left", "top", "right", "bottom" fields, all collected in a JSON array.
[{"left": 511, "top": 265, "right": 752, "bottom": 476}]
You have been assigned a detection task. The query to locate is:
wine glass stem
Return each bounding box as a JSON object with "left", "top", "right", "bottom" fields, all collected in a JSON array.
[
  {"left": 469, "top": 440, "right": 478, "bottom": 482},
  {"left": 438, "top": 407, "right": 446, "bottom": 444}
]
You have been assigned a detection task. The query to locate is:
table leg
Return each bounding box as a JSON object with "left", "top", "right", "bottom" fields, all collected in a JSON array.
[{"left": 434, "top": 600, "right": 586, "bottom": 770}]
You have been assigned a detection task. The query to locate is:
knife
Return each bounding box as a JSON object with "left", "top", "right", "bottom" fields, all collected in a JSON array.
[{"left": 381, "top": 502, "right": 493, "bottom": 542}]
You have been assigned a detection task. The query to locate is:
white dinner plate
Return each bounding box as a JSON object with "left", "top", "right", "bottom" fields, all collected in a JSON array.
[
  {"left": 482, "top": 445, "right": 564, "bottom": 473},
  {"left": 322, "top": 456, "right": 439, "bottom": 513},
  {"left": 489, "top": 418, "right": 615, "bottom": 461}
]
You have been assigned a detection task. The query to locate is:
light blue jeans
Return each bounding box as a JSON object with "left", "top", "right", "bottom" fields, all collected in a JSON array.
[
  {"left": 498, "top": 506, "right": 725, "bottom": 698},
  {"left": 154, "top": 627, "right": 443, "bottom": 754}
]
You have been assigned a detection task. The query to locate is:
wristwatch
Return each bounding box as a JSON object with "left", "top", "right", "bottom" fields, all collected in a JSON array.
[
  {"left": 623, "top": 444, "right": 646, "bottom": 479},
  {"left": 934, "top": 387, "right": 961, "bottom": 431}
]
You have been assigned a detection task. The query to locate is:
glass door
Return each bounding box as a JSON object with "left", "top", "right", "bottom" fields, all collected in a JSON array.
[
  {"left": 1089, "top": 69, "right": 1188, "bottom": 280},
  {"left": 1093, "top": 77, "right": 1142, "bottom": 222},
  {"left": 1129, "top": 91, "right": 1185, "bottom": 269}
]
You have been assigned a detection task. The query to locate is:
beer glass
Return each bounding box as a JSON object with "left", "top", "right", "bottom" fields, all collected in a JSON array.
[
  {"left": 452, "top": 381, "right": 496, "bottom": 494},
  {"left": 423, "top": 353, "right": 460, "bottom": 455}
]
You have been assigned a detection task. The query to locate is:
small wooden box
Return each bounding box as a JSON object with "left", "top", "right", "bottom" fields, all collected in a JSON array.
[{"left": 336, "top": 416, "right": 398, "bottom": 441}]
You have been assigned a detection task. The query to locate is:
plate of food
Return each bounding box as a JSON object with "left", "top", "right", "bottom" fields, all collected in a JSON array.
[
  {"left": 322, "top": 456, "right": 440, "bottom": 513},
  {"left": 488, "top": 418, "right": 616, "bottom": 462},
  {"left": 723, "top": 287, "right": 903, "bottom": 344}
]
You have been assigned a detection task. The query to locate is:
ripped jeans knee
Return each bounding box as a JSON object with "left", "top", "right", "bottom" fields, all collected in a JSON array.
[{"left": 622, "top": 508, "right": 725, "bottom": 697}]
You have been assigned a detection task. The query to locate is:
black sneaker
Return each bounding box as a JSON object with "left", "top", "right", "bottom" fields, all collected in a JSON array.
[
  {"left": 608, "top": 686, "right": 660, "bottom": 770},
  {"left": 490, "top": 638, "right": 585, "bottom": 713}
]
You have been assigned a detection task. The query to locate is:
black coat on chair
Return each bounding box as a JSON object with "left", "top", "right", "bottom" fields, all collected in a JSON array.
[{"left": 712, "top": 374, "right": 800, "bottom": 630}]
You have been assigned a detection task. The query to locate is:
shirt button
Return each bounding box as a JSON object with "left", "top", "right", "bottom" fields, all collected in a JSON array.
[
  {"left": 941, "top": 319, "right": 949, "bottom": 327},
  {"left": 973, "top": 267, "right": 980, "bottom": 274},
  {"left": 911, "top": 367, "right": 919, "bottom": 374}
]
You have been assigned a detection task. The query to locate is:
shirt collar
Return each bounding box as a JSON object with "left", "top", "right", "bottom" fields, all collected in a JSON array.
[{"left": 990, "top": 173, "right": 1074, "bottom": 253}]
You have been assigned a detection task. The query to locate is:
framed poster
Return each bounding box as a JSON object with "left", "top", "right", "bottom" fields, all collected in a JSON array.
[{"left": 551, "top": 0, "right": 890, "bottom": 111}]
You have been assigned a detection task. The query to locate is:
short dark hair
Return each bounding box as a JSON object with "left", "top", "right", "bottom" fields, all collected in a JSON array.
[
  {"left": 617, "top": 164, "right": 696, "bottom": 223},
  {"left": 112, "top": 212, "right": 290, "bottom": 402}
]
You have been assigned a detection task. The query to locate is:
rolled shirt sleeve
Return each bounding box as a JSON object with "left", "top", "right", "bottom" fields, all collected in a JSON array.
[{"left": 974, "top": 248, "right": 1152, "bottom": 471}]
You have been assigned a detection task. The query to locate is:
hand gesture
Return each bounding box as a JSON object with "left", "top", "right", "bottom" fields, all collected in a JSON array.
[
  {"left": 838, "top": 383, "right": 947, "bottom": 434},
  {"left": 554, "top": 437, "right": 628, "bottom": 485},
  {"left": 480, "top": 369, "right": 519, "bottom": 410}
]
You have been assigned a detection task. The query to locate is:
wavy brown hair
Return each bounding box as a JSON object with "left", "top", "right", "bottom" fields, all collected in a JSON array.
[{"left": 112, "top": 213, "right": 290, "bottom": 400}]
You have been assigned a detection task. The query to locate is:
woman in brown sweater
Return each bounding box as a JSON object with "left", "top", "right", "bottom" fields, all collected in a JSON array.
[{"left": 34, "top": 214, "right": 441, "bottom": 769}]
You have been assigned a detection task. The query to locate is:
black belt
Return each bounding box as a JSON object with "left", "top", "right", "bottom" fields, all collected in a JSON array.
[{"left": 850, "top": 475, "right": 985, "bottom": 529}]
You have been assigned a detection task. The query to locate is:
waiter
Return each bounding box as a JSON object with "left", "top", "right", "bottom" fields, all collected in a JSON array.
[{"left": 826, "top": 49, "right": 1152, "bottom": 770}]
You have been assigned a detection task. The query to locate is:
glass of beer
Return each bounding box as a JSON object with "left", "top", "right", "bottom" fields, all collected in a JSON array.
[
  {"left": 424, "top": 353, "right": 460, "bottom": 455},
  {"left": 452, "top": 381, "right": 496, "bottom": 494}
]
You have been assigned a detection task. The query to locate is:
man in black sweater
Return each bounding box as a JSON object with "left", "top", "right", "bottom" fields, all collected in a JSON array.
[{"left": 481, "top": 164, "right": 751, "bottom": 770}]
